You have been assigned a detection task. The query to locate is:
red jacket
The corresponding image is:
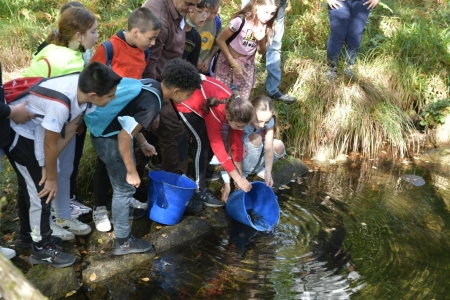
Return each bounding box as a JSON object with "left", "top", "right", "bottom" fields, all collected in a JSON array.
[{"left": 175, "top": 76, "right": 242, "bottom": 173}]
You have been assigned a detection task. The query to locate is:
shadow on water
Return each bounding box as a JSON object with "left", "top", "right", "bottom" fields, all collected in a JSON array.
[{"left": 83, "top": 159, "right": 450, "bottom": 299}]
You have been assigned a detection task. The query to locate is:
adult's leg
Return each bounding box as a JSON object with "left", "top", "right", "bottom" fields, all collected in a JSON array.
[
  {"left": 345, "top": 0, "right": 371, "bottom": 66},
  {"left": 69, "top": 127, "right": 87, "bottom": 198},
  {"left": 178, "top": 112, "right": 211, "bottom": 190},
  {"left": 153, "top": 101, "right": 188, "bottom": 175},
  {"left": 266, "top": 0, "right": 286, "bottom": 96},
  {"left": 91, "top": 136, "right": 135, "bottom": 239},
  {"left": 326, "top": 0, "right": 352, "bottom": 68}
]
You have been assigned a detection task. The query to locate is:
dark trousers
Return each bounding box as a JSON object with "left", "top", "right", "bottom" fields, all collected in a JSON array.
[
  {"left": 69, "top": 126, "right": 87, "bottom": 198},
  {"left": 326, "top": 0, "right": 371, "bottom": 68},
  {"left": 178, "top": 112, "right": 213, "bottom": 190},
  {"left": 152, "top": 100, "right": 188, "bottom": 175},
  {"left": 6, "top": 131, "right": 52, "bottom": 245}
]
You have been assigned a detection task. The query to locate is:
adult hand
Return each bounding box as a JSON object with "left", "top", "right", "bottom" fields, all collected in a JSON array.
[
  {"left": 9, "top": 101, "right": 35, "bottom": 123},
  {"left": 221, "top": 182, "right": 231, "bottom": 202},
  {"left": 327, "top": 0, "right": 344, "bottom": 10},
  {"left": 126, "top": 171, "right": 141, "bottom": 188},
  {"left": 141, "top": 142, "right": 157, "bottom": 157},
  {"left": 235, "top": 176, "right": 252, "bottom": 192},
  {"left": 363, "top": 0, "right": 379, "bottom": 9}
]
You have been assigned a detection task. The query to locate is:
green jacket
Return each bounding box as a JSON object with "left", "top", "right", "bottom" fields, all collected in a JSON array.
[{"left": 23, "top": 44, "right": 84, "bottom": 77}]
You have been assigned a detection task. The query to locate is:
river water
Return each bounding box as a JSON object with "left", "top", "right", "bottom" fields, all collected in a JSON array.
[{"left": 94, "top": 159, "right": 450, "bottom": 299}]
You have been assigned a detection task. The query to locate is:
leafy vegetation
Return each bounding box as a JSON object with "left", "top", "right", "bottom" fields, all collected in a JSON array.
[{"left": 419, "top": 99, "right": 450, "bottom": 127}]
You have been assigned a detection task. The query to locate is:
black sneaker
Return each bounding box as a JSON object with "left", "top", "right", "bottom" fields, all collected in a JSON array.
[
  {"left": 269, "top": 91, "right": 297, "bottom": 104},
  {"left": 185, "top": 200, "right": 206, "bottom": 213},
  {"left": 129, "top": 207, "right": 146, "bottom": 220},
  {"left": 15, "top": 235, "right": 63, "bottom": 249},
  {"left": 112, "top": 235, "right": 154, "bottom": 256},
  {"left": 194, "top": 189, "right": 224, "bottom": 207},
  {"left": 29, "top": 242, "right": 76, "bottom": 268},
  {"left": 206, "top": 170, "right": 221, "bottom": 182}
]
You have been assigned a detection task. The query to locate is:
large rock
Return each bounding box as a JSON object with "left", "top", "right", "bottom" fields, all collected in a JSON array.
[
  {"left": 26, "top": 265, "right": 79, "bottom": 300},
  {"left": 420, "top": 146, "right": 450, "bottom": 164}
]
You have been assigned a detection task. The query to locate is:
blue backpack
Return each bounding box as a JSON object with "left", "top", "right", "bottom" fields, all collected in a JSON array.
[{"left": 85, "top": 77, "right": 161, "bottom": 137}]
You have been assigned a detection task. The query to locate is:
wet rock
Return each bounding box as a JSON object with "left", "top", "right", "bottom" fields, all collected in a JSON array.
[
  {"left": 198, "top": 206, "right": 230, "bottom": 228},
  {"left": 149, "top": 216, "right": 211, "bottom": 253},
  {"left": 271, "top": 157, "right": 309, "bottom": 190},
  {"left": 26, "top": 265, "right": 79, "bottom": 300},
  {"left": 420, "top": 146, "right": 450, "bottom": 164}
]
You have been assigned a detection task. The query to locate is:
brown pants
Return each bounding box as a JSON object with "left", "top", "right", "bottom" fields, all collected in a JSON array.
[{"left": 150, "top": 100, "right": 188, "bottom": 175}]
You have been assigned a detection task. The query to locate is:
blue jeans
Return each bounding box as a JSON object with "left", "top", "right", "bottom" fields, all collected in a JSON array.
[
  {"left": 91, "top": 136, "right": 135, "bottom": 239},
  {"left": 326, "top": 0, "right": 371, "bottom": 68},
  {"left": 242, "top": 0, "right": 287, "bottom": 95},
  {"left": 266, "top": 0, "right": 287, "bottom": 95}
]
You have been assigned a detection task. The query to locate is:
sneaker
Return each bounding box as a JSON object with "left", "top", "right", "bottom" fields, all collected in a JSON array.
[
  {"left": 93, "top": 206, "right": 111, "bottom": 232},
  {"left": 194, "top": 189, "right": 224, "bottom": 207},
  {"left": 112, "top": 235, "right": 153, "bottom": 256},
  {"left": 185, "top": 200, "right": 206, "bottom": 213},
  {"left": 209, "top": 155, "right": 220, "bottom": 165},
  {"left": 15, "top": 234, "right": 63, "bottom": 249},
  {"left": 0, "top": 246, "right": 16, "bottom": 259},
  {"left": 326, "top": 67, "right": 338, "bottom": 81},
  {"left": 50, "top": 221, "right": 76, "bottom": 241},
  {"left": 129, "top": 207, "right": 146, "bottom": 220},
  {"left": 206, "top": 170, "right": 221, "bottom": 182},
  {"left": 53, "top": 217, "right": 92, "bottom": 236},
  {"left": 29, "top": 242, "right": 75, "bottom": 268},
  {"left": 70, "top": 197, "right": 92, "bottom": 214},
  {"left": 269, "top": 91, "right": 297, "bottom": 104},
  {"left": 256, "top": 168, "right": 265, "bottom": 180},
  {"left": 344, "top": 65, "right": 356, "bottom": 79},
  {"left": 130, "top": 198, "right": 148, "bottom": 210}
]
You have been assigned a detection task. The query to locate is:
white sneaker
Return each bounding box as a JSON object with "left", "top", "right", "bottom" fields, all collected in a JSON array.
[
  {"left": 0, "top": 246, "right": 16, "bottom": 259},
  {"left": 256, "top": 168, "right": 265, "bottom": 180},
  {"left": 54, "top": 217, "right": 92, "bottom": 236},
  {"left": 51, "top": 221, "right": 76, "bottom": 241},
  {"left": 130, "top": 198, "right": 148, "bottom": 210},
  {"left": 70, "top": 197, "right": 92, "bottom": 214},
  {"left": 209, "top": 155, "right": 220, "bottom": 165},
  {"left": 93, "top": 206, "right": 112, "bottom": 232}
]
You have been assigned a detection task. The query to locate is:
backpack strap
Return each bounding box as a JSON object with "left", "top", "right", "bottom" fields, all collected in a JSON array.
[
  {"left": 144, "top": 48, "right": 151, "bottom": 63},
  {"left": 102, "top": 40, "right": 114, "bottom": 67},
  {"left": 215, "top": 15, "right": 222, "bottom": 36},
  {"left": 140, "top": 78, "right": 162, "bottom": 110}
]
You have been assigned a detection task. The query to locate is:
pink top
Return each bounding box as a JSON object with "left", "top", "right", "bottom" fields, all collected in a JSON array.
[{"left": 227, "top": 16, "right": 257, "bottom": 56}]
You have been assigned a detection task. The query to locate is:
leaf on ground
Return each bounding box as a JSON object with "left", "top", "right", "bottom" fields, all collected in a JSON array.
[
  {"left": 162, "top": 233, "right": 167, "bottom": 238},
  {"left": 89, "top": 273, "right": 97, "bottom": 281},
  {"left": 65, "top": 291, "right": 76, "bottom": 297},
  {"left": 156, "top": 225, "right": 162, "bottom": 229},
  {"left": 141, "top": 277, "right": 150, "bottom": 282},
  {"left": 98, "top": 239, "right": 103, "bottom": 244}
]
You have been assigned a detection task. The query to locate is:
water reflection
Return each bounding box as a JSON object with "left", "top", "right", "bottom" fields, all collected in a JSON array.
[{"left": 84, "top": 160, "right": 450, "bottom": 299}]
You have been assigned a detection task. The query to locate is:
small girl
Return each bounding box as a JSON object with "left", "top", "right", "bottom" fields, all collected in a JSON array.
[
  {"left": 175, "top": 77, "right": 254, "bottom": 210},
  {"left": 222, "top": 95, "right": 285, "bottom": 200},
  {"left": 214, "top": 0, "right": 279, "bottom": 100},
  {"left": 22, "top": 6, "right": 99, "bottom": 241}
]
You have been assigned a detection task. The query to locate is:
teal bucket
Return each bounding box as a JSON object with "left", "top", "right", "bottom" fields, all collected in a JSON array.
[
  {"left": 147, "top": 171, "right": 197, "bottom": 225},
  {"left": 225, "top": 181, "right": 279, "bottom": 231}
]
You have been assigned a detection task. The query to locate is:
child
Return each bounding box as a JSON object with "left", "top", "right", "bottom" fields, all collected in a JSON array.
[
  {"left": 175, "top": 78, "right": 254, "bottom": 210},
  {"left": 214, "top": 0, "right": 279, "bottom": 100},
  {"left": 85, "top": 59, "right": 201, "bottom": 254},
  {"left": 21, "top": 6, "right": 99, "bottom": 241},
  {"left": 196, "top": 0, "right": 222, "bottom": 75},
  {"left": 183, "top": 0, "right": 209, "bottom": 67},
  {"left": 91, "top": 7, "right": 161, "bottom": 79},
  {"left": 7, "top": 63, "right": 121, "bottom": 267}
]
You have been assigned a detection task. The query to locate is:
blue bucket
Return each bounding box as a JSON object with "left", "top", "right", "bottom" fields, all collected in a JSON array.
[
  {"left": 226, "top": 181, "right": 279, "bottom": 231},
  {"left": 147, "top": 171, "right": 197, "bottom": 225}
]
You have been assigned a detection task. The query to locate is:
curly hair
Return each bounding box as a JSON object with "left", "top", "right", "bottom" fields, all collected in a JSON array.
[{"left": 161, "top": 58, "right": 202, "bottom": 91}]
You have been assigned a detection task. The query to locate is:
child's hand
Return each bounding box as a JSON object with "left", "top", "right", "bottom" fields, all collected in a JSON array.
[
  {"left": 265, "top": 172, "right": 274, "bottom": 187},
  {"left": 221, "top": 183, "right": 231, "bottom": 202},
  {"left": 38, "top": 168, "right": 58, "bottom": 204},
  {"left": 202, "top": 58, "right": 212, "bottom": 72},
  {"left": 232, "top": 64, "right": 245, "bottom": 81},
  {"left": 141, "top": 143, "right": 157, "bottom": 157},
  {"left": 126, "top": 171, "right": 141, "bottom": 188},
  {"left": 252, "top": 25, "right": 266, "bottom": 41},
  {"left": 235, "top": 176, "right": 252, "bottom": 192},
  {"left": 327, "top": 0, "right": 344, "bottom": 9},
  {"left": 197, "top": 58, "right": 204, "bottom": 71},
  {"left": 76, "top": 122, "right": 86, "bottom": 136}
]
